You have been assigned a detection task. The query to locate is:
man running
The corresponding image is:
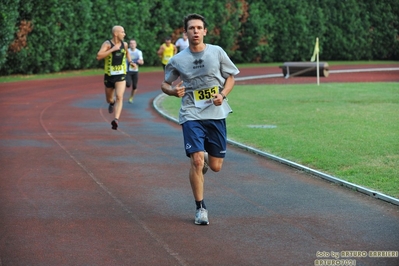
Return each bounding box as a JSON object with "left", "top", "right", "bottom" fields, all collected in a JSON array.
[{"left": 96, "top": 25, "right": 133, "bottom": 130}]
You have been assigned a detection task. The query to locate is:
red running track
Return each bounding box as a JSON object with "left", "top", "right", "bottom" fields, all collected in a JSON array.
[{"left": 0, "top": 65, "right": 398, "bottom": 265}]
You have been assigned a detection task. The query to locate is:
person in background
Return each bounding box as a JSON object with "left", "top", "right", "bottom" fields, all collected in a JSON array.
[
  {"left": 96, "top": 25, "right": 133, "bottom": 130},
  {"left": 157, "top": 36, "right": 177, "bottom": 71},
  {"left": 175, "top": 32, "right": 189, "bottom": 52},
  {"left": 161, "top": 14, "right": 239, "bottom": 225},
  {"left": 126, "top": 39, "right": 144, "bottom": 104}
]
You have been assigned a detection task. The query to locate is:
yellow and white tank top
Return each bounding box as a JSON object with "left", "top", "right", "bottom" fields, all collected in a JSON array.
[
  {"left": 104, "top": 40, "right": 127, "bottom": 76},
  {"left": 161, "top": 43, "right": 175, "bottom": 65}
]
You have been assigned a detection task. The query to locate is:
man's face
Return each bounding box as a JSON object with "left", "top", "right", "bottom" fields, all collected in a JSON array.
[
  {"left": 115, "top": 27, "right": 126, "bottom": 41},
  {"left": 186, "top": 19, "right": 207, "bottom": 45},
  {"left": 129, "top": 40, "right": 137, "bottom": 49}
]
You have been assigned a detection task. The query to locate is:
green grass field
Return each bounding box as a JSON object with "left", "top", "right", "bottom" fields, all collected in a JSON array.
[{"left": 160, "top": 82, "right": 399, "bottom": 198}]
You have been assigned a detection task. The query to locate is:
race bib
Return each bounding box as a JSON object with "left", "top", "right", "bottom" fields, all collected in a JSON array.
[
  {"left": 128, "top": 64, "right": 138, "bottom": 71},
  {"left": 110, "top": 65, "right": 124, "bottom": 75},
  {"left": 194, "top": 86, "right": 218, "bottom": 108}
]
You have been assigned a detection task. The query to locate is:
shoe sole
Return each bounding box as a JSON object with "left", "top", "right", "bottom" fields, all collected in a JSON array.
[
  {"left": 202, "top": 162, "right": 208, "bottom": 175},
  {"left": 195, "top": 221, "right": 209, "bottom": 225},
  {"left": 108, "top": 102, "right": 115, "bottom": 113},
  {"left": 111, "top": 120, "right": 118, "bottom": 130},
  {"left": 202, "top": 152, "right": 209, "bottom": 175}
]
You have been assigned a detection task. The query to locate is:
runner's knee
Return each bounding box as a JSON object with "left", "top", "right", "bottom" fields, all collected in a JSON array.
[{"left": 209, "top": 158, "right": 223, "bottom": 172}]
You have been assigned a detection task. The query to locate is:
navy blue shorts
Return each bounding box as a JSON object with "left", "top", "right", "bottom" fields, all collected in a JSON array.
[
  {"left": 182, "top": 119, "right": 227, "bottom": 158},
  {"left": 104, "top": 74, "right": 126, "bottom": 89}
]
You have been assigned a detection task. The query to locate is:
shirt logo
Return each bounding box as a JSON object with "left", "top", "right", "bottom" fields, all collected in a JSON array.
[{"left": 193, "top": 59, "right": 205, "bottom": 69}]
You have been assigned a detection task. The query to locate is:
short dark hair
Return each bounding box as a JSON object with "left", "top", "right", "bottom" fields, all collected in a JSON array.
[{"left": 184, "top": 13, "right": 207, "bottom": 32}]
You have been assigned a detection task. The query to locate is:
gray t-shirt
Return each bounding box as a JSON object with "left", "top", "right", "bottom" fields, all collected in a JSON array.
[{"left": 165, "top": 44, "right": 240, "bottom": 124}]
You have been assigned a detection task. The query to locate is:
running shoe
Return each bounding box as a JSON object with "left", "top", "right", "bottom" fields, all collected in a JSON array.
[
  {"left": 128, "top": 97, "right": 133, "bottom": 104},
  {"left": 203, "top": 151, "right": 209, "bottom": 175},
  {"left": 108, "top": 102, "right": 115, "bottom": 113},
  {"left": 195, "top": 208, "right": 209, "bottom": 225},
  {"left": 111, "top": 119, "right": 118, "bottom": 130}
]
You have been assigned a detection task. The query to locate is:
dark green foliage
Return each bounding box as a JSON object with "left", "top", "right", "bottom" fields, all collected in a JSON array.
[
  {"left": 0, "top": 0, "right": 21, "bottom": 67},
  {"left": 1, "top": 0, "right": 398, "bottom": 75},
  {"left": 320, "top": 0, "right": 370, "bottom": 60},
  {"left": 365, "top": 1, "right": 399, "bottom": 59}
]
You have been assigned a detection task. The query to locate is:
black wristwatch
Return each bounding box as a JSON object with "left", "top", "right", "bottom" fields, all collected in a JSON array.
[{"left": 220, "top": 92, "right": 227, "bottom": 99}]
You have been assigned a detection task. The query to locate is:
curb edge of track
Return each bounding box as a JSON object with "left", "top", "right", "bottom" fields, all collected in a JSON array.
[{"left": 152, "top": 93, "right": 399, "bottom": 207}]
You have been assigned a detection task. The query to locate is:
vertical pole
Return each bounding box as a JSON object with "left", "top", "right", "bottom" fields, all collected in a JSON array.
[{"left": 316, "top": 37, "right": 320, "bottom": 86}]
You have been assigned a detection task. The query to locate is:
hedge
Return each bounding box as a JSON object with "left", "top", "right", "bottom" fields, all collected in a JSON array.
[{"left": 1, "top": 0, "right": 398, "bottom": 75}]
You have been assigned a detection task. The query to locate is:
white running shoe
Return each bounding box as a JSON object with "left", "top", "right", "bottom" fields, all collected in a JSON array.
[
  {"left": 195, "top": 208, "right": 209, "bottom": 225},
  {"left": 203, "top": 152, "right": 209, "bottom": 175}
]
